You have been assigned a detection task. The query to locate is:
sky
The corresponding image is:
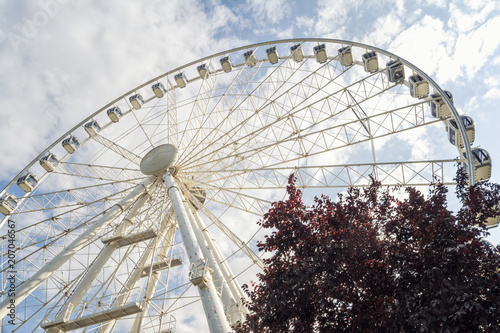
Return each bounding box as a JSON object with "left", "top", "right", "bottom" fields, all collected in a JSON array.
[{"left": 1, "top": 0, "right": 500, "bottom": 331}]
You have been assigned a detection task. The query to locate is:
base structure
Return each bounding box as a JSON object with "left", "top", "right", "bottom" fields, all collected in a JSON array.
[
  {"left": 163, "top": 170, "right": 244, "bottom": 332},
  {"left": 38, "top": 166, "right": 245, "bottom": 333}
]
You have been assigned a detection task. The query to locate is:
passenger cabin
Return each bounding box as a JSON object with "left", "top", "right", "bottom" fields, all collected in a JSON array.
[
  {"left": 220, "top": 56, "right": 232, "bottom": 73},
  {"left": 338, "top": 46, "right": 353, "bottom": 67},
  {"left": 152, "top": 82, "right": 167, "bottom": 98},
  {"left": 461, "top": 148, "right": 492, "bottom": 182},
  {"left": 62, "top": 136, "right": 80, "bottom": 154},
  {"left": 189, "top": 187, "right": 207, "bottom": 210},
  {"left": 481, "top": 239, "right": 499, "bottom": 253},
  {"left": 266, "top": 46, "right": 279, "bottom": 64},
  {"left": 129, "top": 94, "right": 144, "bottom": 110},
  {"left": 0, "top": 194, "right": 17, "bottom": 215},
  {"left": 362, "top": 51, "right": 378, "bottom": 73},
  {"left": 84, "top": 120, "right": 101, "bottom": 137},
  {"left": 40, "top": 153, "right": 59, "bottom": 172},
  {"left": 430, "top": 91, "right": 453, "bottom": 119},
  {"left": 243, "top": 50, "right": 257, "bottom": 67},
  {"left": 290, "top": 44, "right": 304, "bottom": 62},
  {"left": 485, "top": 213, "right": 500, "bottom": 229},
  {"left": 447, "top": 115, "right": 475, "bottom": 149},
  {"left": 387, "top": 60, "right": 405, "bottom": 83},
  {"left": 17, "top": 173, "right": 38, "bottom": 192},
  {"left": 481, "top": 191, "right": 500, "bottom": 229},
  {"left": 174, "top": 73, "right": 188, "bottom": 88},
  {"left": 408, "top": 74, "right": 429, "bottom": 98},
  {"left": 313, "top": 44, "right": 327, "bottom": 64},
  {"left": 107, "top": 106, "right": 122, "bottom": 123},
  {"left": 197, "top": 64, "right": 210, "bottom": 79}
]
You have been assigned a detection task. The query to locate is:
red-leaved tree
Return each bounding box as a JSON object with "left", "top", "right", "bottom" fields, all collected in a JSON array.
[{"left": 237, "top": 171, "right": 500, "bottom": 332}]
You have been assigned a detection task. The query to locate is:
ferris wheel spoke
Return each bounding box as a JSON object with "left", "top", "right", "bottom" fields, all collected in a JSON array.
[
  {"left": 13, "top": 178, "right": 140, "bottom": 215},
  {"left": 90, "top": 133, "right": 143, "bottom": 165},
  {"left": 196, "top": 203, "right": 264, "bottom": 270},
  {"left": 149, "top": 81, "right": 178, "bottom": 147},
  {"left": 181, "top": 67, "right": 398, "bottom": 172},
  {"left": 178, "top": 57, "right": 345, "bottom": 168},
  {"left": 0, "top": 39, "right": 479, "bottom": 332},
  {"left": 177, "top": 64, "right": 220, "bottom": 162},
  {"left": 0, "top": 178, "right": 154, "bottom": 322},
  {"left": 183, "top": 95, "right": 431, "bottom": 175},
  {"left": 177, "top": 56, "right": 301, "bottom": 165},
  {"left": 189, "top": 159, "right": 458, "bottom": 191},
  {"left": 53, "top": 161, "right": 144, "bottom": 183}
]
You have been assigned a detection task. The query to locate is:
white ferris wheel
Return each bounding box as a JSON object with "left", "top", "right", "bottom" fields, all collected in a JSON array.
[{"left": 0, "top": 39, "right": 493, "bottom": 333}]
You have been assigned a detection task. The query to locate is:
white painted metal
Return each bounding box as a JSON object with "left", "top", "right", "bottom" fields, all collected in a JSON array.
[
  {"left": 0, "top": 39, "right": 484, "bottom": 332},
  {"left": 97, "top": 212, "right": 176, "bottom": 333},
  {"left": 192, "top": 209, "right": 247, "bottom": 313},
  {"left": 46, "top": 192, "right": 149, "bottom": 332},
  {"left": 0, "top": 178, "right": 153, "bottom": 321},
  {"left": 163, "top": 171, "right": 231, "bottom": 333},
  {"left": 183, "top": 197, "right": 244, "bottom": 325}
]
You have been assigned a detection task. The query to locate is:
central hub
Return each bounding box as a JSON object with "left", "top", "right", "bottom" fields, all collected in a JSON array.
[{"left": 140, "top": 144, "right": 178, "bottom": 175}]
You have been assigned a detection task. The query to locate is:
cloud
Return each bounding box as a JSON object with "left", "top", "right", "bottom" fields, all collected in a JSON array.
[
  {"left": 447, "top": 0, "right": 499, "bottom": 33},
  {"left": 0, "top": 0, "right": 246, "bottom": 180}
]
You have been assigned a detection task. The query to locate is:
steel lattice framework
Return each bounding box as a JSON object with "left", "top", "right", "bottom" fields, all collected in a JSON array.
[{"left": 0, "top": 39, "right": 476, "bottom": 333}]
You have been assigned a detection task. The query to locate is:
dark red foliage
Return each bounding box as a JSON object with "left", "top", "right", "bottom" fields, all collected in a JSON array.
[{"left": 237, "top": 172, "right": 500, "bottom": 333}]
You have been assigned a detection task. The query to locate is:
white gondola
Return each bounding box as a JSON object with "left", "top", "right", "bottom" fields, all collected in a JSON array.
[
  {"left": 481, "top": 239, "right": 499, "bottom": 253},
  {"left": 189, "top": 187, "right": 207, "bottom": 210},
  {"left": 362, "top": 51, "right": 378, "bottom": 73},
  {"left": 62, "top": 136, "right": 80, "bottom": 154},
  {"left": 290, "top": 44, "right": 304, "bottom": 62},
  {"left": 461, "top": 148, "right": 492, "bottom": 182},
  {"left": 174, "top": 73, "right": 188, "bottom": 88},
  {"left": 17, "top": 173, "right": 38, "bottom": 192},
  {"left": 447, "top": 115, "right": 474, "bottom": 149},
  {"left": 480, "top": 191, "right": 500, "bottom": 229},
  {"left": 107, "top": 106, "right": 122, "bottom": 123},
  {"left": 220, "top": 56, "right": 232, "bottom": 73},
  {"left": 485, "top": 211, "right": 500, "bottom": 229},
  {"left": 243, "top": 50, "right": 257, "bottom": 67},
  {"left": 386, "top": 60, "right": 404, "bottom": 83},
  {"left": 313, "top": 44, "right": 327, "bottom": 63},
  {"left": 129, "top": 94, "right": 144, "bottom": 110},
  {"left": 197, "top": 64, "right": 210, "bottom": 79},
  {"left": 338, "top": 46, "right": 353, "bottom": 67},
  {"left": 152, "top": 82, "right": 167, "bottom": 98},
  {"left": 408, "top": 74, "right": 429, "bottom": 98},
  {"left": 84, "top": 120, "right": 101, "bottom": 137},
  {"left": 40, "top": 153, "right": 60, "bottom": 172},
  {"left": 0, "top": 194, "right": 17, "bottom": 215},
  {"left": 430, "top": 91, "right": 453, "bottom": 119},
  {"left": 266, "top": 46, "right": 279, "bottom": 64}
]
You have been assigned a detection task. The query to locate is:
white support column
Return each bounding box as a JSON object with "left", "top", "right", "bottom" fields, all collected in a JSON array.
[
  {"left": 47, "top": 193, "right": 149, "bottom": 332},
  {"left": 0, "top": 178, "right": 154, "bottom": 321},
  {"left": 192, "top": 210, "right": 247, "bottom": 312},
  {"left": 183, "top": 199, "right": 242, "bottom": 325},
  {"left": 163, "top": 171, "right": 231, "bottom": 333}
]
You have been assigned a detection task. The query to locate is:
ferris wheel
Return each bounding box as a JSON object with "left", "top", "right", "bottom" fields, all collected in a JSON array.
[{"left": 0, "top": 39, "right": 493, "bottom": 333}]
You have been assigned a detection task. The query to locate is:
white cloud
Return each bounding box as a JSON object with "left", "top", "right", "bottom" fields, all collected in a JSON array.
[
  {"left": 484, "top": 87, "right": 500, "bottom": 100},
  {"left": 448, "top": 0, "right": 499, "bottom": 33},
  {"left": 314, "top": 0, "right": 364, "bottom": 35},
  {"left": 246, "top": 0, "right": 290, "bottom": 24},
  {"left": 0, "top": 0, "right": 246, "bottom": 180}
]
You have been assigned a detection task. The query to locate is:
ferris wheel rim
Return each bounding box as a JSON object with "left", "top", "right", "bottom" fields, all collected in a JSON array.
[
  {"left": 0, "top": 38, "right": 482, "bottom": 332},
  {"left": 0, "top": 38, "right": 475, "bottom": 199}
]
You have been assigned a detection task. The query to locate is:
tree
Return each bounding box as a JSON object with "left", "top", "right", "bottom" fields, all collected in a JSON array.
[{"left": 237, "top": 172, "right": 500, "bottom": 332}]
